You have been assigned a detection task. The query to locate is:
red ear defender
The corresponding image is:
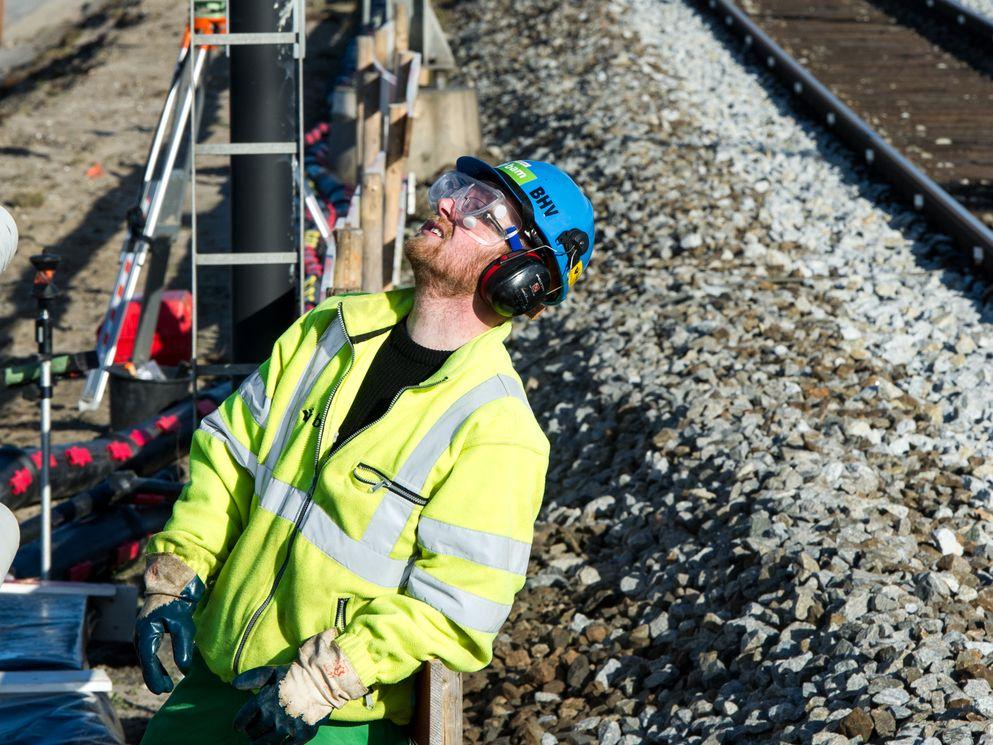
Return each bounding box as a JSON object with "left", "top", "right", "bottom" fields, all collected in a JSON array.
[{"left": 478, "top": 251, "right": 554, "bottom": 318}]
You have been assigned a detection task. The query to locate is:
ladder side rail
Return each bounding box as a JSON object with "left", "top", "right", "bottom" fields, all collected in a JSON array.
[
  {"left": 141, "top": 41, "right": 193, "bottom": 197},
  {"left": 189, "top": 0, "right": 201, "bottom": 419},
  {"left": 142, "top": 48, "right": 209, "bottom": 246},
  {"left": 132, "top": 51, "right": 208, "bottom": 366},
  {"left": 296, "top": 0, "right": 307, "bottom": 317}
]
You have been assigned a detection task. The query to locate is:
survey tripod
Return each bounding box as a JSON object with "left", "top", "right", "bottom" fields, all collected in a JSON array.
[{"left": 78, "top": 4, "right": 226, "bottom": 411}]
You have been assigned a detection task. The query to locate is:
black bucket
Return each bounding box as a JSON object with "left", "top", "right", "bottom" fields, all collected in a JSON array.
[{"left": 108, "top": 365, "right": 191, "bottom": 431}]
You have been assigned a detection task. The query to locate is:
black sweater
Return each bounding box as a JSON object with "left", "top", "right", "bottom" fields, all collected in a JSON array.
[{"left": 335, "top": 319, "right": 452, "bottom": 446}]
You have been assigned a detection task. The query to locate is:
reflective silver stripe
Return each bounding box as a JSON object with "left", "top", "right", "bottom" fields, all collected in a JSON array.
[
  {"left": 237, "top": 369, "right": 270, "bottom": 427},
  {"left": 300, "top": 500, "right": 412, "bottom": 588},
  {"left": 200, "top": 409, "right": 259, "bottom": 476},
  {"left": 393, "top": 374, "right": 529, "bottom": 494},
  {"left": 362, "top": 492, "right": 418, "bottom": 554},
  {"left": 257, "top": 473, "right": 308, "bottom": 524},
  {"left": 405, "top": 566, "right": 512, "bottom": 634},
  {"left": 360, "top": 374, "right": 529, "bottom": 554},
  {"left": 263, "top": 316, "right": 349, "bottom": 477},
  {"left": 258, "top": 475, "right": 411, "bottom": 588},
  {"left": 417, "top": 517, "right": 531, "bottom": 575}
]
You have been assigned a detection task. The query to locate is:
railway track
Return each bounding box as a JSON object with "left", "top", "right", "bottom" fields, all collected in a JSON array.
[{"left": 698, "top": 0, "right": 993, "bottom": 269}]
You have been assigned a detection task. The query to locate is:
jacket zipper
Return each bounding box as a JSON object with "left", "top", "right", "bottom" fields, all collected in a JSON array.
[
  {"left": 334, "top": 597, "right": 349, "bottom": 633},
  {"left": 233, "top": 311, "right": 354, "bottom": 675},
  {"left": 353, "top": 462, "right": 428, "bottom": 506},
  {"left": 232, "top": 310, "right": 447, "bottom": 674}
]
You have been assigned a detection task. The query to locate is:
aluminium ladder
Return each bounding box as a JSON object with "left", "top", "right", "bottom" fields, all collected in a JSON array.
[{"left": 188, "top": 0, "right": 308, "bottom": 394}]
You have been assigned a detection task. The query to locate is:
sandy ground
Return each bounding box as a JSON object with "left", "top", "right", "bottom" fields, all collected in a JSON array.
[{"left": 0, "top": 1, "right": 353, "bottom": 740}]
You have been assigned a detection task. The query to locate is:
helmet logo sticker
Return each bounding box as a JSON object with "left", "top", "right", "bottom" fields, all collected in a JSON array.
[
  {"left": 497, "top": 161, "right": 538, "bottom": 186},
  {"left": 528, "top": 186, "right": 559, "bottom": 217},
  {"left": 568, "top": 260, "right": 584, "bottom": 286}
]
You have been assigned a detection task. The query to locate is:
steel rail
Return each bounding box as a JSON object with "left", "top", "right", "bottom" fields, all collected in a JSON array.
[
  {"left": 916, "top": 0, "right": 993, "bottom": 46},
  {"left": 695, "top": 0, "right": 993, "bottom": 271}
]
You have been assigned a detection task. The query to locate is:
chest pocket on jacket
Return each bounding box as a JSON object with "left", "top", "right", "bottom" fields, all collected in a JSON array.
[{"left": 353, "top": 462, "right": 427, "bottom": 556}]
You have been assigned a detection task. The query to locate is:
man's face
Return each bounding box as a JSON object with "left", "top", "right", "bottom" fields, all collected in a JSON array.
[{"left": 404, "top": 196, "right": 509, "bottom": 297}]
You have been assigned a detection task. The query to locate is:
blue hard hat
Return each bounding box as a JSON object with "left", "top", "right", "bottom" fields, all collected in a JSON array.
[{"left": 456, "top": 156, "right": 595, "bottom": 305}]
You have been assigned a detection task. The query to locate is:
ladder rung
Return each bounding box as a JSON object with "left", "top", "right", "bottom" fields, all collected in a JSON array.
[
  {"left": 196, "top": 252, "right": 298, "bottom": 266},
  {"left": 192, "top": 32, "right": 297, "bottom": 46},
  {"left": 196, "top": 142, "right": 297, "bottom": 156},
  {"left": 196, "top": 363, "right": 260, "bottom": 377}
]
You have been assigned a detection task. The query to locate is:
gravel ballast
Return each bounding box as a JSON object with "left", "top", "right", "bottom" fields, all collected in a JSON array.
[{"left": 450, "top": 0, "right": 993, "bottom": 743}]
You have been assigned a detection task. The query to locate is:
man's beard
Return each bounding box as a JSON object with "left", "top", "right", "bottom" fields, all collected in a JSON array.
[{"left": 403, "top": 233, "right": 496, "bottom": 298}]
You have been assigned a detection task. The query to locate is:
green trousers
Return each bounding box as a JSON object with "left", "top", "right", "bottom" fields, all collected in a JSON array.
[{"left": 140, "top": 652, "right": 412, "bottom": 745}]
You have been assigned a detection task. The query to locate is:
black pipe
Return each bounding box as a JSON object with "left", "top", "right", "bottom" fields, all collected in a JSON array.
[
  {"left": 229, "top": 0, "right": 297, "bottom": 364},
  {"left": 11, "top": 503, "right": 174, "bottom": 580},
  {"left": 17, "top": 467, "right": 183, "bottom": 545}
]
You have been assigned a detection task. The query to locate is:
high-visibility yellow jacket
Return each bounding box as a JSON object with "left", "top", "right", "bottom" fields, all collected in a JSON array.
[{"left": 146, "top": 289, "right": 549, "bottom": 725}]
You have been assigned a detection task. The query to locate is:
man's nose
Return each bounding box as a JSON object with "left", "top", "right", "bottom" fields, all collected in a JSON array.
[{"left": 437, "top": 197, "right": 456, "bottom": 222}]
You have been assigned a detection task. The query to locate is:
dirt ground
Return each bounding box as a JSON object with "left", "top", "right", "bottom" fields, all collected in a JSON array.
[{"left": 0, "top": 1, "right": 354, "bottom": 740}]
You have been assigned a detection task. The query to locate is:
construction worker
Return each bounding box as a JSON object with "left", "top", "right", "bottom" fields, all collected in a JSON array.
[{"left": 136, "top": 157, "right": 595, "bottom": 745}]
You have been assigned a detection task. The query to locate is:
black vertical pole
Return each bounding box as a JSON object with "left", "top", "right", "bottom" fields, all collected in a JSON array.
[
  {"left": 229, "top": 0, "right": 296, "bottom": 364},
  {"left": 31, "top": 254, "right": 60, "bottom": 580}
]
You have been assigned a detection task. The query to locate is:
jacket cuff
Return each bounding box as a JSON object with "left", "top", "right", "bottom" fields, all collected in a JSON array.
[
  {"left": 143, "top": 553, "right": 198, "bottom": 597},
  {"left": 333, "top": 629, "right": 380, "bottom": 688},
  {"left": 145, "top": 535, "right": 215, "bottom": 588}
]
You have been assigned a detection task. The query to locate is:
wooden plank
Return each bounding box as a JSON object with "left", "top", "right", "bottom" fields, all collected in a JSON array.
[
  {"left": 373, "top": 20, "right": 394, "bottom": 66},
  {"left": 395, "top": 2, "right": 410, "bottom": 57},
  {"left": 0, "top": 669, "right": 113, "bottom": 694},
  {"left": 333, "top": 227, "right": 364, "bottom": 293},
  {"left": 357, "top": 35, "right": 382, "bottom": 171},
  {"left": 402, "top": 53, "right": 423, "bottom": 159},
  {"left": 383, "top": 102, "right": 408, "bottom": 285},
  {"left": 411, "top": 661, "right": 463, "bottom": 745},
  {"left": 355, "top": 35, "right": 374, "bottom": 171},
  {"left": 360, "top": 156, "right": 385, "bottom": 291}
]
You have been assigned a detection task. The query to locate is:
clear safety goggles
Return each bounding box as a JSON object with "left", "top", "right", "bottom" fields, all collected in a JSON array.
[{"left": 428, "top": 171, "right": 525, "bottom": 248}]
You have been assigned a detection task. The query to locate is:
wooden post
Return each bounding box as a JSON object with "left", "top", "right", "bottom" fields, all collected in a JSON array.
[
  {"left": 411, "top": 661, "right": 463, "bottom": 745},
  {"left": 382, "top": 102, "right": 407, "bottom": 286},
  {"left": 355, "top": 35, "right": 376, "bottom": 171},
  {"left": 395, "top": 3, "right": 410, "bottom": 58},
  {"left": 373, "top": 21, "right": 393, "bottom": 66},
  {"left": 333, "top": 228, "right": 364, "bottom": 293},
  {"left": 374, "top": 22, "right": 395, "bottom": 132},
  {"left": 360, "top": 155, "right": 385, "bottom": 290}
]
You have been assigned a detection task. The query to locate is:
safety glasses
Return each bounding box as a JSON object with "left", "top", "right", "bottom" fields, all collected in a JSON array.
[{"left": 428, "top": 171, "right": 525, "bottom": 248}]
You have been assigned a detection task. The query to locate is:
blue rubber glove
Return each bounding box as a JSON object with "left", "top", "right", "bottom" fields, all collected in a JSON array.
[
  {"left": 134, "top": 555, "right": 205, "bottom": 694},
  {"left": 232, "top": 666, "right": 326, "bottom": 745}
]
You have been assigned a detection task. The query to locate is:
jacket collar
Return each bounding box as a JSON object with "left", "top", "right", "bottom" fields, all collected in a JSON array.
[{"left": 332, "top": 289, "right": 513, "bottom": 384}]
